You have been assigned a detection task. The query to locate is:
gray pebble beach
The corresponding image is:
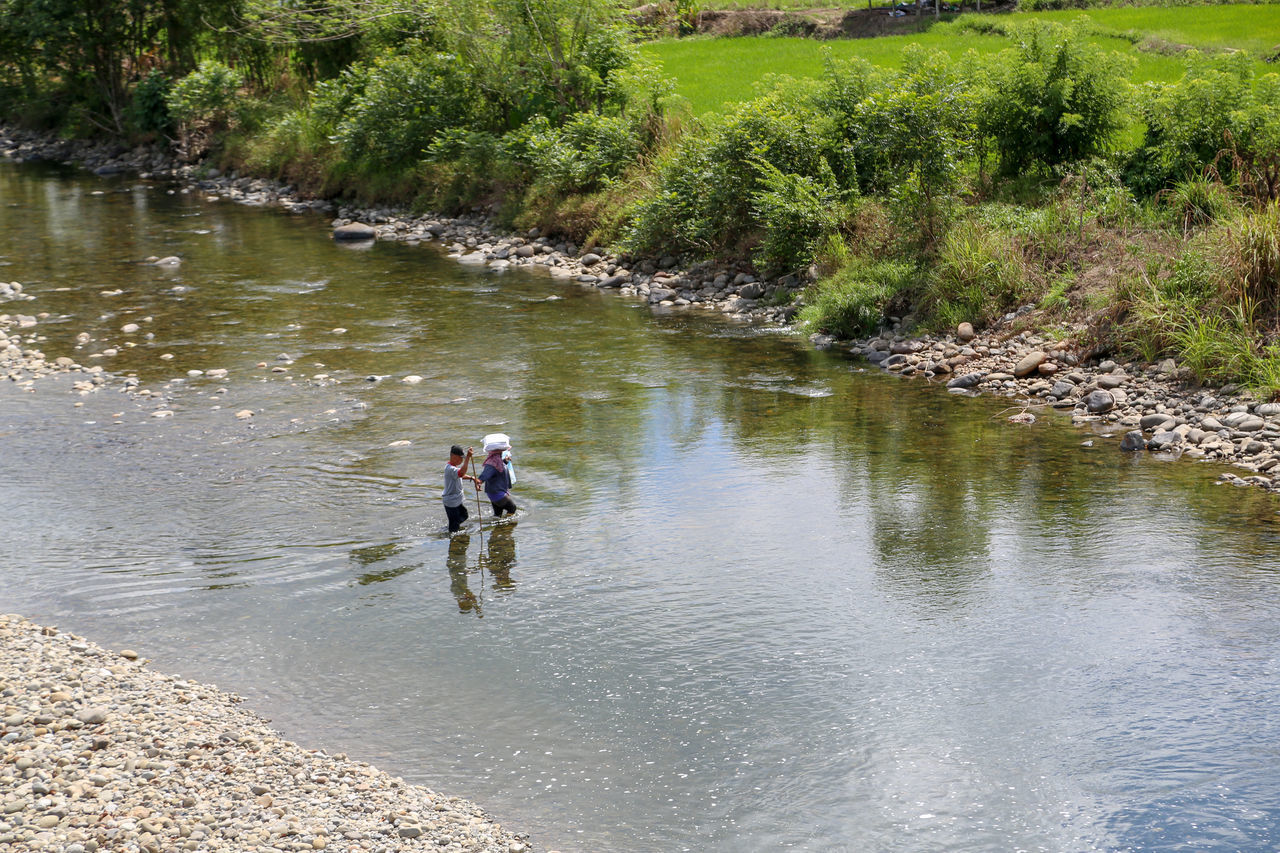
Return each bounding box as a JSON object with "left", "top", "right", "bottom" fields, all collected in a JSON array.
[{"left": 0, "top": 614, "right": 535, "bottom": 853}]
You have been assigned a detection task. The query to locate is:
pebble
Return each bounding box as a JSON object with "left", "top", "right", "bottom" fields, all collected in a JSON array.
[{"left": 0, "top": 614, "right": 534, "bottom": 853}]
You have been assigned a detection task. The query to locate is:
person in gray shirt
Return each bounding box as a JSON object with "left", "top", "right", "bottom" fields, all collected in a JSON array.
[{"left": 442, "top": 445, "right": 478, "bottom": 533}]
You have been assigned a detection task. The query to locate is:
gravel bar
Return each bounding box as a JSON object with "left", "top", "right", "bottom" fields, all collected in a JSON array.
[{"left": 0, "top": 614, "right": 536, "bottom": 853}]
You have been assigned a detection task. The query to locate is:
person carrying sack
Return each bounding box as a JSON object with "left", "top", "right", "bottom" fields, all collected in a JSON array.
[{"left": 478, "top": 432, "right": 517, "bottom": 518}]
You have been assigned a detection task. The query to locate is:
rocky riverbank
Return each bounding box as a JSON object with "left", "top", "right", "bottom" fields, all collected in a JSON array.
[
  {"left": 3, "top": 124, "right": 1279, "bottom": 492},
  {"left": 841, "top": 320, "right": 1280, "bottom": 491},
  {"left": 0, "top": 614, "right": 535, "bottom": 853}
]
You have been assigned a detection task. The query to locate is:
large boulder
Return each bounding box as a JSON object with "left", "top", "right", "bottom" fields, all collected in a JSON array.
[{"left": 333, "top": 222, "right": 376, "bottom": 241}]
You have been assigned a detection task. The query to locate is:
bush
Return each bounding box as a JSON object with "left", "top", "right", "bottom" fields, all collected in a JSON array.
[
  {"left": 750, "top": 159, "right": 844, "bottom": 276},
  {"left": 978, "top": 20, "right": 1131, "bottom": 177},
  {"left": 797, "top": 258, "right": 917, "bottom": 338},
  {"left": 515, "top": 112, "right": 645, "bottom": 194},
  {"left": 1129, "top": 53, "right": 1280, "bottom": 195},
  {"left": 333, "top": 48, "right": 484, "bottom": 170},
  {"left": 855, "top": 46, "right": 975, "bottom": 245},
  {"left": 167, "top": 60, "right": 243, "bottom": 131},
  {"left": 625, "top": 91, "right": 838, "bottom": 256},
  {"left": 127, "top": 70, "right": 173, "bottom": 137}
]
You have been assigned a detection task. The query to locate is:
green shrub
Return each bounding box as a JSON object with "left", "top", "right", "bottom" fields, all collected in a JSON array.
[
  {"left": 624, "top": 91, "right": 837, "bottom": 256},
  {"left": 167, "top": 60, "right": 243, "bottom": 131},
  {"left": 798, "top": 258, "right": 917, "bottom": 338},
  {"left": 514, "top": 112, "right": 645, "bottom": 194},
  {"left": 977, "top": 20, "right": 1131, "bottom": 177},
  {"left": 1130, "top": 53, "right": 1280, "bottom": 195},
  {"left": 750, "top": 159, "right": 844, "bottom": 276},
  {"left": 127, "top": 70, "right": 173, "bottom": 137},
  {"left": 333, "top": 49, "right": 484, "bottom": 170},
  {"left": 852, "top": 46, "right": 974, "bottom": 198},
  {"left": 855, "top": 47, "right": 975, "bottom": 244}
]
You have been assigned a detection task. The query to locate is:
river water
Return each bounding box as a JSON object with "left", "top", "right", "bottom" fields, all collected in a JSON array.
[{"left": 4, "top": 163, "right": 1280, "bottom": 852}]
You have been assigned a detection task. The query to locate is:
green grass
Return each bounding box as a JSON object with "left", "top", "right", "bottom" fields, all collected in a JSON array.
[
  {"left": 1013, "top": 6, "right": 1280, "bottom": 56},
  {"left": 643, "top": 30, "right": 1008, "bottom": 116},
  {"left": 644, "top": 7, "right": 1280, "bottom": 117}
]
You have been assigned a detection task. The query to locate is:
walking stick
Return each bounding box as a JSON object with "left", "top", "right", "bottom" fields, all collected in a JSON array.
[{"left": 473, "top": 481, "right": 485, "bottom": 586}]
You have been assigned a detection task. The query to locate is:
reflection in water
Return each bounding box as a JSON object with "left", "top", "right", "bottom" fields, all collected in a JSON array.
[
  {"left": 447, "top": 523, "right": 519, "bottom": 616},
  {"left": 481, "top": 521, "right": 518, "bottom": 592},
  {"left": 447, "top": 534, "right": 480, "bottom": 616}
]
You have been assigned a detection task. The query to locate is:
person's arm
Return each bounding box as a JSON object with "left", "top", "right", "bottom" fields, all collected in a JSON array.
[{"left": 458, "top": 447, "right": 474, "bottom": 477}]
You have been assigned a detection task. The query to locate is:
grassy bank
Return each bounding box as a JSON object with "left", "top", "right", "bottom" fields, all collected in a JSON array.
[{"left": 4, "top": 1, "right": 1280, "bottom": 395}]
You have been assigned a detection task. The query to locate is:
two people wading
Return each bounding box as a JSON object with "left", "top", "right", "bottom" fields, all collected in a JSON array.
[{"left": 441, "top": 432, "right": 517, "bottom": 533}]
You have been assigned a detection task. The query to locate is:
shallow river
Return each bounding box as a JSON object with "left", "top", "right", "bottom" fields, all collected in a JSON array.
[{"left": 4, "top": 163, "right": 1280, "bottom": 852}]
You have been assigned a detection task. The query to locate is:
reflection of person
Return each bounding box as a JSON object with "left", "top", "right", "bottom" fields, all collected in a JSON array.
[
  {"left": 447, "top": 534, "right": 479, "bottom": 615},
  {"left": 482, "top": 521, "right": 518, "bottom": 591},
  {"left": 442, "top": 445, "right": 478, "bottom": 533},
  {"left": 478, "top": 435, "right": 517, "bottom": 518}
]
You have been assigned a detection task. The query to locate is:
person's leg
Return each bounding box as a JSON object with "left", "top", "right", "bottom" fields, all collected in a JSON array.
[
  {"left": 493, "top": 496, "right": 517, "bottom": 516},
  {"left": 446, "top": 504, "right": 464, "bottom": 533}
]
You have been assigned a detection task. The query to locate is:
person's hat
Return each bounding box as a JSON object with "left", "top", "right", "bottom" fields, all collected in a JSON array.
[{"left": 482, "top": 432, "right": 511, "bottom": 453}]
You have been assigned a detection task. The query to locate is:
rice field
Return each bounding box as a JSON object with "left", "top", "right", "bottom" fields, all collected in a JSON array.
[{"left": 643, "top": 5, "right": 1280, "bottom": 116}]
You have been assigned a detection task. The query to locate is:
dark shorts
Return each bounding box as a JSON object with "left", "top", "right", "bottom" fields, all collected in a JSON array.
[
  {"left": 445, "top": 502, "right": 469, "bottom": 532},
  {"left": 490, "top": 495, "right": 517, "bottom": 517}
]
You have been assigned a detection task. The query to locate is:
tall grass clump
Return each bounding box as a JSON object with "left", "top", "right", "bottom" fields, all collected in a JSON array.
[
  {"left": 798, "top": 258, "right": 918, "bottom": 338},
  {"left": 926, "top": 220, "right": 1034, "bottom": 330},
  {"left": 1126, "top": 202, "right": 1280, "bottom": 394},
  {"left": 1161, "top": 174, "right": 1239, "bottom": 234}
]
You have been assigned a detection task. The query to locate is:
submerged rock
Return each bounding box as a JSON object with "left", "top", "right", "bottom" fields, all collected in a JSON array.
[{"left": 1120, "top": 430, "right": 1146, "bottom": 451}]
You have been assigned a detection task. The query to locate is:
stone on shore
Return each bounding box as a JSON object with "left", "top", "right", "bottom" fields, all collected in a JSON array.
[
  {"left": 1013, "top": 351, "right": 1047, "bottom": 378},
  {"left": 946, "top": 372, "right": 984, "bottom": 390},
  {"left": 1084, "top": 389, "right": 1115, "bottom": 413},
  {"left": 957, "top": 322, "right": 975, "bottom": 342}
]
